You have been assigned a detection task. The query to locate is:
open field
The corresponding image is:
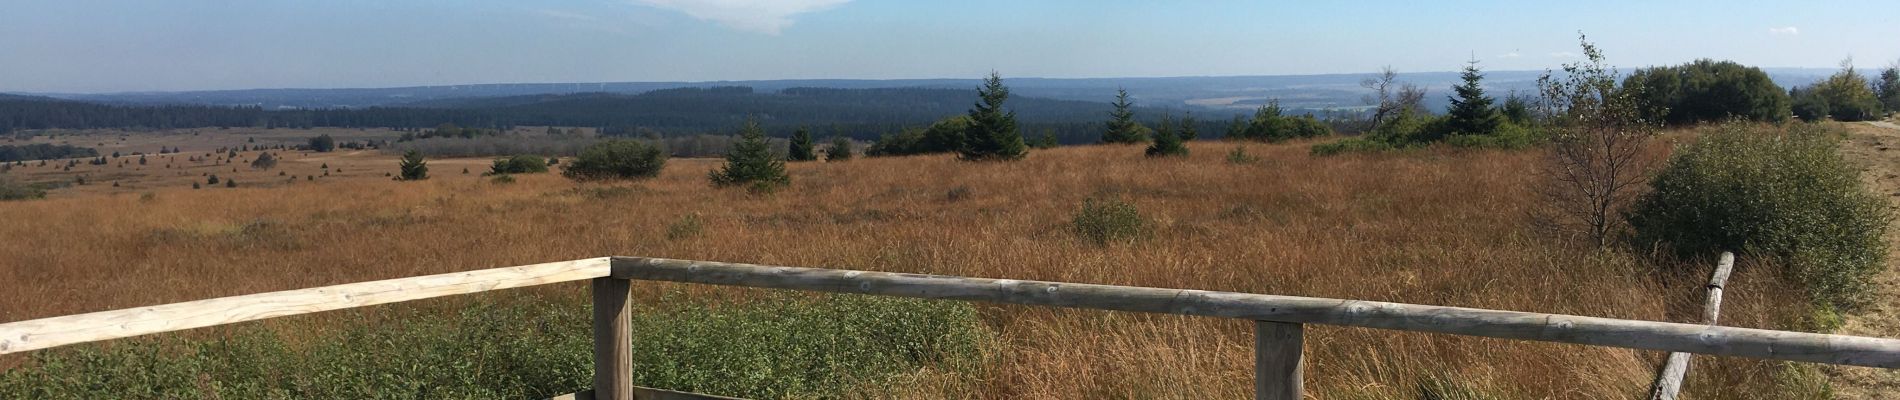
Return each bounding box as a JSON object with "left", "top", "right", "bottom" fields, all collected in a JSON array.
[{"left": 0, "top": 133, "right": 1845, "bottom": 398}]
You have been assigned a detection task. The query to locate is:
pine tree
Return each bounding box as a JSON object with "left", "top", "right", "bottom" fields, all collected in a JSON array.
[
  {"left": 1446, "top": 60, "right": 1504, "bottom": 136},
  {"left": 1145, "top": 115, "right": 1189, "bottom": 157},
  {"left": 398, "top": 150, "right": 428, "bottom": 180},
  {"left": 1179, "top": 112, "right": 1199, "bottom": 141},
  {"left": 1032, "top": 131, "right": 1060, "bottom": 149},
  {"left": 709, "top": 120, "right": 790, "bottom": 187},
  {"left": 958, "top": 72, "right": 1028, "bottom": 161},
  {"left": 1102, "top": 88, "right": 1147, "bottom": 143},
  {"left": 787, "top": 127, "right": 817, "bottom": 161},
  {"left": 826, "top": 136, "right": 853, "bottom": 161}
]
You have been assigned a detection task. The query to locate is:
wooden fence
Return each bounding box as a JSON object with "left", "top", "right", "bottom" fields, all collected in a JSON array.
[{"left": 4, "top": 255, "right": 1899, "bottom": 399}]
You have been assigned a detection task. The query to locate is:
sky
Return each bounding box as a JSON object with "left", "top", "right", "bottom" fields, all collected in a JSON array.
[{"left": 2, "top": 0, "right": 1897, "bottom": 93}]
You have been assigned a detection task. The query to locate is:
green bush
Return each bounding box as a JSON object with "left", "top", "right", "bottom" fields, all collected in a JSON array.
[
  {"left": 1622, "top": 59, "right": 1791, "bottom": 125},
  {"left": 563, "top": 140, "right": 668, "bottom": 181},
  {"left": 1627, "top": 123, "right": 1891, "bottom": 310},
  {"left": 665, "top": 214, "right": 703, "bottom": 240},
  {"left": 1072, "top": 197, "right": 1146, "bottom": 246},
  {"left": 489, "top": 154, "right": 550, "bottom": 175},
  {"left": 0, "top": 294, "right": 989, "bottom": 399},
  {"left": 1446, "top": 122, "right": 1542, "bottom": 150}
]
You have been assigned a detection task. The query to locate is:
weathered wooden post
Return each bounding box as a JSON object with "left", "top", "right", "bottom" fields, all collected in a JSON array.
[
  {"left": 592, "top": 277, "right": 635, "bottom": 400},
  {"left": 1647, "top": 251, "right": 1736, "bottom": 400},
  {"left": 1255, "top": 321, "right": 1304, "bottom": 400}
]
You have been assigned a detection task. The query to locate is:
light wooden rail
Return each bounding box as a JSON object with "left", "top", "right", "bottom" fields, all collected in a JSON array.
[{"left": 3, "top": 255, "right": 1899, "bottom": 400}]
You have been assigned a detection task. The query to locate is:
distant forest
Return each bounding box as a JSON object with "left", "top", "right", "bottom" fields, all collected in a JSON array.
[{"left": 0, "top": 88, "right": 1244, "bottom": 145}]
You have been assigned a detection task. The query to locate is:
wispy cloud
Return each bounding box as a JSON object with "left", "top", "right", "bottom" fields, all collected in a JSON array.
[
  {"left": 632, "top": 0, "right": 851, "bottom": 34},
  {"left": 1549, "top": 51, "right": 1578, "bottom": 58},
  {"left": 1768, "top": 26, "right": 1799, "bottom": 35},
  {"left": 533, "top": 9, "right": 599, "bottom": 22},
  {"left": 1497, "top": 50, "right": 1521, "bottom": 59}
]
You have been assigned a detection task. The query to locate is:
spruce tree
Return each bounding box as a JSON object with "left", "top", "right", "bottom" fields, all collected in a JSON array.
[
  {"left": 787, "top": 127, "right": 817, "bottom": 161},
  {"left": 959, "top": 72, "right": 1028, "bottom": 161},
  {"left": 1447, "top": 60, "right": 1503, "bottom": 136},
  {"left": 1145, "top": 115, "right": 1189, "bottom": 157},
  {"left": 1032, "top": 131, "right": 1060, "bottom": 149},
  {"left": 709, "top": 120, "right": 790, "bottom": 187},
  {"left": 826, "top": 136, "right": 853, "bottom": 161},
  {"left": 398, "top": 150, "right": 428, "bottom": 180},
  {"left": 1179, "top": 112, "right": 1199, "bottom": 140},
  {"left": 1102, "top": 88, "right": 1147, "bottom": 143}
]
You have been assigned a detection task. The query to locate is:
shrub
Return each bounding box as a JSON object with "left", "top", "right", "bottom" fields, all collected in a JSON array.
[
  {"left": 308, "top": 134, "right": 336, "bottom": 152},
  {"left": 563, "top": 140, "right": 667, "bottom": 181},
  {"left": 489, "top": 154, "right": 550, "bottom": 175},
  {"left": 1144, "top": 115, "right": 1189, "bottom": 157},
  {"left": 1072, "top": 197, "right": 1145, "bottom": 246},
  {"left": 1446, "top": 122, "right": 1542, "bottom": 150},
  {"left": 1622, "top": 59, "right": 1791, "bottom": 124},
  {"left": 1627, "top": 123, "right": 1890, "bottom": 310},
  {"left": 826, "top": 136, "right": 853, "bottom": 161},
  {"left": 1226, "top": 146, "right": 1259, "bottom": 164},
  {"left": 709, "top": 121, "right": 789, "bottom": 188},
  {"left": 249, "top": 152, "right": 278, "bottom": 170}
]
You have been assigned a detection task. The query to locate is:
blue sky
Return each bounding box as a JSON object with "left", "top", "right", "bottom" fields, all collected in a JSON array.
[{"left": 2, "top": 0, "right": 1896, "bottom": 93}]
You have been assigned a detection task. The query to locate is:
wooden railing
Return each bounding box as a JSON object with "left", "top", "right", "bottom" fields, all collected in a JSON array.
[{"left": 4, "top": 255, "right": 1900, "bottom": 399}]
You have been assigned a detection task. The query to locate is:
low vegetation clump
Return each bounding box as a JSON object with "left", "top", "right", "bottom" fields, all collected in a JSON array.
[
  {"left": 1628, "top": 123, "right": 1890, "bottom": 311},
  {"left": 1144, "top": 116, "right": 1189, "bottom": 157},
  {"left": 488, "top": 154, "right": 550, "bottom": 175},
  {"left": 307, "top": 134, "right": 337, "bottom": 152},
  {"left": 1313, "top": 61, "right": 1540, "bottom": 154},
  {"left": 1792, "top": 59, "right": 1888, "bottom": 122},
  {"left": 864, "top": 116, "right": 969, "bottom": 157},
  {"left": 0, "top": 143, "right": 98, "bottom": 162},
  {"left": 0, "top": 294, "right": 988, "bottom": 400},
  {"left": 1226, "top": 102, "right": 1331, "bottom": 143},
  {"left": 1071, "top": 197, "right": 1145, "bottom": 246},
  {"left": 562, "top": 140, "right": 667, "bottom": 181},
  {"left": 1623, "top": 59, "right": 1791, "bottom": 124},
  {"left": 825, "top": 136, "right": 853, "bottom": 161},
  {"left": 0, "top": 178, "right": 46, "bottom": 201}
]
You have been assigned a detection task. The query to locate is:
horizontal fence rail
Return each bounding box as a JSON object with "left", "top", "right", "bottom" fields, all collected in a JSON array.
[
  {"left": 611, "top": 256, "right": 1900, "bottom": 368},
  {"left": 5, "top": 255, "right": 1900, "bottom": 399}
]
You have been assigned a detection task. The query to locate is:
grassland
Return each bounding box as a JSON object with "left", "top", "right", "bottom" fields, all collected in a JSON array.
[{"left": 0, "top": 130, "right": 1847, "bottom": 398}]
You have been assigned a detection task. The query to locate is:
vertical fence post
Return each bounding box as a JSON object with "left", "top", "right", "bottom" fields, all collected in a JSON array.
[
  {"left": 592, "top": 277, "right": 634, "bottom": 400},
  {"left": 1255, "top": 321, "right": 1304, "bottom": 400}
]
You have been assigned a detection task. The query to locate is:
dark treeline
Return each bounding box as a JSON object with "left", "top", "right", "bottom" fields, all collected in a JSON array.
[
  {"left": 0, "top": 143, "right": 100, "bottom": 162},
  {"left": 2, "top": 87, "right": 1230, "bottom": 144}
]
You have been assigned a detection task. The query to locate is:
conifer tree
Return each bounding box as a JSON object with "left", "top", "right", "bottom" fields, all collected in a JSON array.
[
  {"left": 787, "top": 127, "right": 817, "bottom": 161},
  {"left": 1145, "top": 115, "right": 1189, "bottom": 157},
  {"left": 1179, "top": 112, "right": 1199, "bottom": 140},
  {"left": 709, "top": 120, "right": 790, "bottom": 187},
  {"left": 1102, "top": 88, "right": 1147, "bottom": 143},
  {"left": 398, "top": 150, "right": 428, "bottom": 180},
  {"left": 1032, "top": 131, "right": 1060, "bottom": 149},
  {"left": 1446, "top": 60, "right": 1503, "bottom": 136},
  {"left": 826, "top": 136, "right": 853, "bottom": 161},
  {"left": 958, "top": 71, "right": 1028, "bottom": 161}
]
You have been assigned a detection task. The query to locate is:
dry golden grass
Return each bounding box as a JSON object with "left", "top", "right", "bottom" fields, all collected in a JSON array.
[{"left": 0, "top": 139, "right": 1824, "bottom": 398}]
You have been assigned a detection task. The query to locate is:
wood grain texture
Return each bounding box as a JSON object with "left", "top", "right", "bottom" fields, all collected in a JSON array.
[
  {"left": 1648, "top": 251, "right": 1737, "bottom": 400},
  {"left": 612, "top": 256, "right": 1900, "bottom": 368},
  {"left": 549, "top": 386, "right": 747, "bottom": 400},
  {"left": 0, "top": 257, "right": 613, "bottom": 355},
  {"left": 593, "top": 277, "right": 635, "bottom": 400},
  {"left": 1254, "top": 321, "right": 1303, "bottom": 400}
]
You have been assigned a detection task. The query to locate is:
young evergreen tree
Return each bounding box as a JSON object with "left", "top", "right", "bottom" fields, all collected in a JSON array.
[
  {"left": 1500, "top": 91, "right": 1535, "bottom": 125},
  {"left": 1179, "top": 112, "right": 1199, "bottom": 140},
  {"left": 787, "top": 127, "right": 817, "bottom": 161},
  {"left": 1102, "top": 88, "right": 1147, "bottom": 143},
  {"left": 1031, "top": 131, "right": 1060, "bottom": 149},
  {"left": 709, "top": 120, "right": 790, "bottom": 187},
  {"left": 398, "top": 150, "right": 428, "bottom": 180},
  {"left": 1145, "top": 115, "right": 1189, "bottom": 157},
  {"left": 1446, "top": 60, "right": 1504, "bottom": 136},
  {"left": 959, "top": 71, "right": 1028, "bottom": 161},
  {"left": 825, "top": 136, "right": 853, "bottom": 161}
]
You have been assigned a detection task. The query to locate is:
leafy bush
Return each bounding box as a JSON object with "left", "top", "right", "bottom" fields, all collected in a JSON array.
[
  {"left": 0, "top": 295, "right": 989, "bottom": 399},
  {"left": 1228, "top": 102, "right": 1332, "bottom": 142},
  {"left": 563, "top": 140, "right": 667, "bottom": 181},
  {"left": 307, "top": 134, "right": 336, "bottom": 152},
  {"left": 1446, "top": 122, "right": 1542, "bottom": 150},
  {"left": 1622, "top": 59, "right": 1791, "bottom": 124},
  {"left": 1072, "top": 197, "right": 1146, "bottom": 246},
  {"left": 1226, "top": 146, "right": 1258, "bottom": 164},
  {"left": 489, "top": 154, "right": 549, "bottom": 175},
  {"left": 1627, "top": 123, "right": 1890, "bottom": 310}
]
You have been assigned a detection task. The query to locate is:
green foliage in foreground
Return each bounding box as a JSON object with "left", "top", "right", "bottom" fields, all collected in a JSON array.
[
  {"left": 1072, "top": 197, "right": 1146, "bottom": 246},
  {"left": 0, "top": 294, "right": 989, "bottom": 400},
  {"left": 0, "top": 178, "right": 47, "bottom": 201},
  {"left": 1628, "top": 123, "right": 1891, "bottom": 311}
]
